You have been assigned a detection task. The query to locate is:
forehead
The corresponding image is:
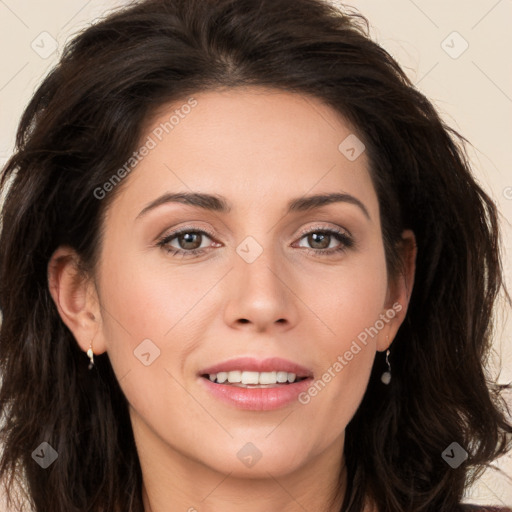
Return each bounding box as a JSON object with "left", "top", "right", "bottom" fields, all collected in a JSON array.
[{"left": 106, "top": 86, "right": 378, "bottom": 222}]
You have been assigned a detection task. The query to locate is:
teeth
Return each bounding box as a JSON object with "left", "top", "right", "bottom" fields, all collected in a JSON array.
[
  {"left": 259, "top": 371, "right": 276, "bottom": 385},
  {"left": 276, "top": 371, "right": 288, "bottom": 383},
  {"left": 227, "top": 370, "right": 242, "bottom": 383},
  {"left": 206, "top": 370, "right": 302, "bottom": 385},
  {"left": 241, "top": 371, "right": 259, "bottom": 384},
  {"left": 216, "top": 372, "right": 228, "bottom": 383}
]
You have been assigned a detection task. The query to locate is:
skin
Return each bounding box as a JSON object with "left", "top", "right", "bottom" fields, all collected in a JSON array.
[{"left": 48, "top": 87, "right": 416, "bottom": 512}]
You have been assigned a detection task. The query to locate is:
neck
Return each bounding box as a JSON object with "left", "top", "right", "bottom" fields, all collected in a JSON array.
[{"left": 142, "top": 468, "right": 347, "bottom": 512}]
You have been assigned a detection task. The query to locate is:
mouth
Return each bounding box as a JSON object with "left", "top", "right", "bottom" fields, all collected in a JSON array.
[
  {"left": 198, "top": 357, "right": 313, "bottom": 410},
  {"left": 201, "top": 370, "right": 310, "bottom": 388}
]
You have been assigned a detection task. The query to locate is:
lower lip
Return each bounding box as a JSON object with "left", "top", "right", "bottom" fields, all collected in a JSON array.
[{"left": 199, "top": 377, "right": 313, "bottom": 411}]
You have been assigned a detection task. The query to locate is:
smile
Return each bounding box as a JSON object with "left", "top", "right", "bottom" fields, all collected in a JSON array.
[{"left": 204, "top": 370, "right": 308, "bottom": 386}]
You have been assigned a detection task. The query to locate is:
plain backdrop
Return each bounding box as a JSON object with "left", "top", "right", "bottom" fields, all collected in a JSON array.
[{"left": 0, "top": 0, "right": 511, "bottom": 508}]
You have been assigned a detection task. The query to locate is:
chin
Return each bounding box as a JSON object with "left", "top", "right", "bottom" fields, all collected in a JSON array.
[{"left": 197, "top": 441, "right": 310, "bottom": 479}]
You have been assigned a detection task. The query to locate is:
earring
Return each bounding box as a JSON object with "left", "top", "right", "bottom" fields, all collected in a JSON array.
[
  {"left": 381, "top": 337, "right": 391, "bottom": 385},
  {"left": 87, "top": 342, "right": 95, "bottom": 370}
]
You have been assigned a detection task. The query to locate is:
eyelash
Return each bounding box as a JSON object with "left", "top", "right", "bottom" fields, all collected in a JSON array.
[{"left": 156, "top": 225, "right": 354, "bottom": 259}]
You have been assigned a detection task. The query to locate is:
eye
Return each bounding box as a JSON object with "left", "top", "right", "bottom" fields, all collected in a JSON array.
[
  {"left": 156, "top": 228, "right": 218, "bottom": 257},
  {"left": 294, "top": 227, "right": 354, "bottom": 256}
]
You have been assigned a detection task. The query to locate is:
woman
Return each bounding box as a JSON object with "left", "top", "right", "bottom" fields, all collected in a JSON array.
[{"left": 0, "top": 0, "right": 510, "bottom": 510}]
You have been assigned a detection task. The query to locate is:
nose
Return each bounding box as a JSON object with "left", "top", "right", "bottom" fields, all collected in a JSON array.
[{"left": 222, "top": 242, "right": 301, "bottom": 333}]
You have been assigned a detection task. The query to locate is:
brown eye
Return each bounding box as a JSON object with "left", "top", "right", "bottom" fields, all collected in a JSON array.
[
  {"left": 176, "top": 232, "right": 203, "bottom": 250},
  {"left": 157, "top": 228, "right": 216, "bottom": 257},
  {"left": 306, "top": 232, "right": 331, "bottom": 249},
  {"left": 295, "top": 228, "right": 354, "bottom": 256}
]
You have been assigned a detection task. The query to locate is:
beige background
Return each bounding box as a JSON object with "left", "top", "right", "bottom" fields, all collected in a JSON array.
[{"left": 0, "top": 0, "right": 511, "bottom": 508}]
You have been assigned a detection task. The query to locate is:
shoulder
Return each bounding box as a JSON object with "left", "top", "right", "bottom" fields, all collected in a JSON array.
[{"left": 460, "top": 505, "right": 512, "bottom": 512}]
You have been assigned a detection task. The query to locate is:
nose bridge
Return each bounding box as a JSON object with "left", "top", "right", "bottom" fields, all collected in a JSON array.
[
  {"left": 234, "top": 233, "right": 285, "bottom": 296},
  {"left": 223, "top": 232, "right": 299, "bottom": 330}
]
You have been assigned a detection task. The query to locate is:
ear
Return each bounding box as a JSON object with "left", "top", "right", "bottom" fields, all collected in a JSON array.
[
  {"left": 47, "top": 246, "right": 106, "bottom": 355},
  {"left": 377, "top": 229, "right": 417, "bottom": 352}
]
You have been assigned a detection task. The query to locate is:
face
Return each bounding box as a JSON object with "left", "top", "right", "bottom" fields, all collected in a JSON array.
[{"left": 53, "top": 87, "right": 412, "bottom": 480}]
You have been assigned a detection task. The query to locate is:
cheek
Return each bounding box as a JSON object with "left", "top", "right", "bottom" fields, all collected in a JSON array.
[
  {"left": 95, "top": 256, "right": 203, "bottom": 421},
  {"left": 99, "top": 247, "right": 209, "bottom": 340},
  {"left": 302, "top": 251, "right": 389, "bottom": 349},
  {"left": 96, "top": 246, "right": 231, "bottom": 387}
]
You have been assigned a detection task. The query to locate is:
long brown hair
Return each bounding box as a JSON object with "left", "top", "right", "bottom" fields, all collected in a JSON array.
[{"left": 0, "top": 0, "right": 511, "bottom": 510}]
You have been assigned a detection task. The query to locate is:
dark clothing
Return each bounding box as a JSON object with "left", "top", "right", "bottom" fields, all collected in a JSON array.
[{"left": 460, "top": 505, "right": 512, "bottom": 512}]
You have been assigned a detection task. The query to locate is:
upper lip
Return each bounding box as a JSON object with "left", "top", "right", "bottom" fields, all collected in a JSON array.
[{"left": 199, "top": 357, "right": 313, "bottom": 378}]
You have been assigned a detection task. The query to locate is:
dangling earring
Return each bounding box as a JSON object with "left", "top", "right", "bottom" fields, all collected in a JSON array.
[
  {"left": 87, "top": 342, "right": 95, "bottom": 370},
  {"left": 381, "top": 337, "right": 391, "bottom": 385}
]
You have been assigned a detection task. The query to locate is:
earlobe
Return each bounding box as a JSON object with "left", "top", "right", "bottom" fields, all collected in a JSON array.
[{"left": 47, "top": 246, "right": 106, "bottom": 355}]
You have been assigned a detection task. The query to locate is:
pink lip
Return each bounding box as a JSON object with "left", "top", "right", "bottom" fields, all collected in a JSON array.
[
  {"left": 199, "top": 376, "right": 313, "bottom": 411},
  {"left": 198, "top": 357, "right": 314, "bottom": 411},
  {"left": 199, "top": 357, "right": 313, "bottom": 377}
]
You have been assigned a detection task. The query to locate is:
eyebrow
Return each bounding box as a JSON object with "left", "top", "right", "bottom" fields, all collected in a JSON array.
[{"left": 136, "top": 191, "right": 370, "bottom": 220}]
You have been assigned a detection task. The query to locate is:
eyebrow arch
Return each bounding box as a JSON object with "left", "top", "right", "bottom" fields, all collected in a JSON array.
[{"left": 136, "top": 191, "right": 370, "bottom": 220}]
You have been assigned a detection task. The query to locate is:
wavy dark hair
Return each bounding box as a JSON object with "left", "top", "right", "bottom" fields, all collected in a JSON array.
[{"left": 0, "top": 0, "right": 511, "bottom": 510}]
